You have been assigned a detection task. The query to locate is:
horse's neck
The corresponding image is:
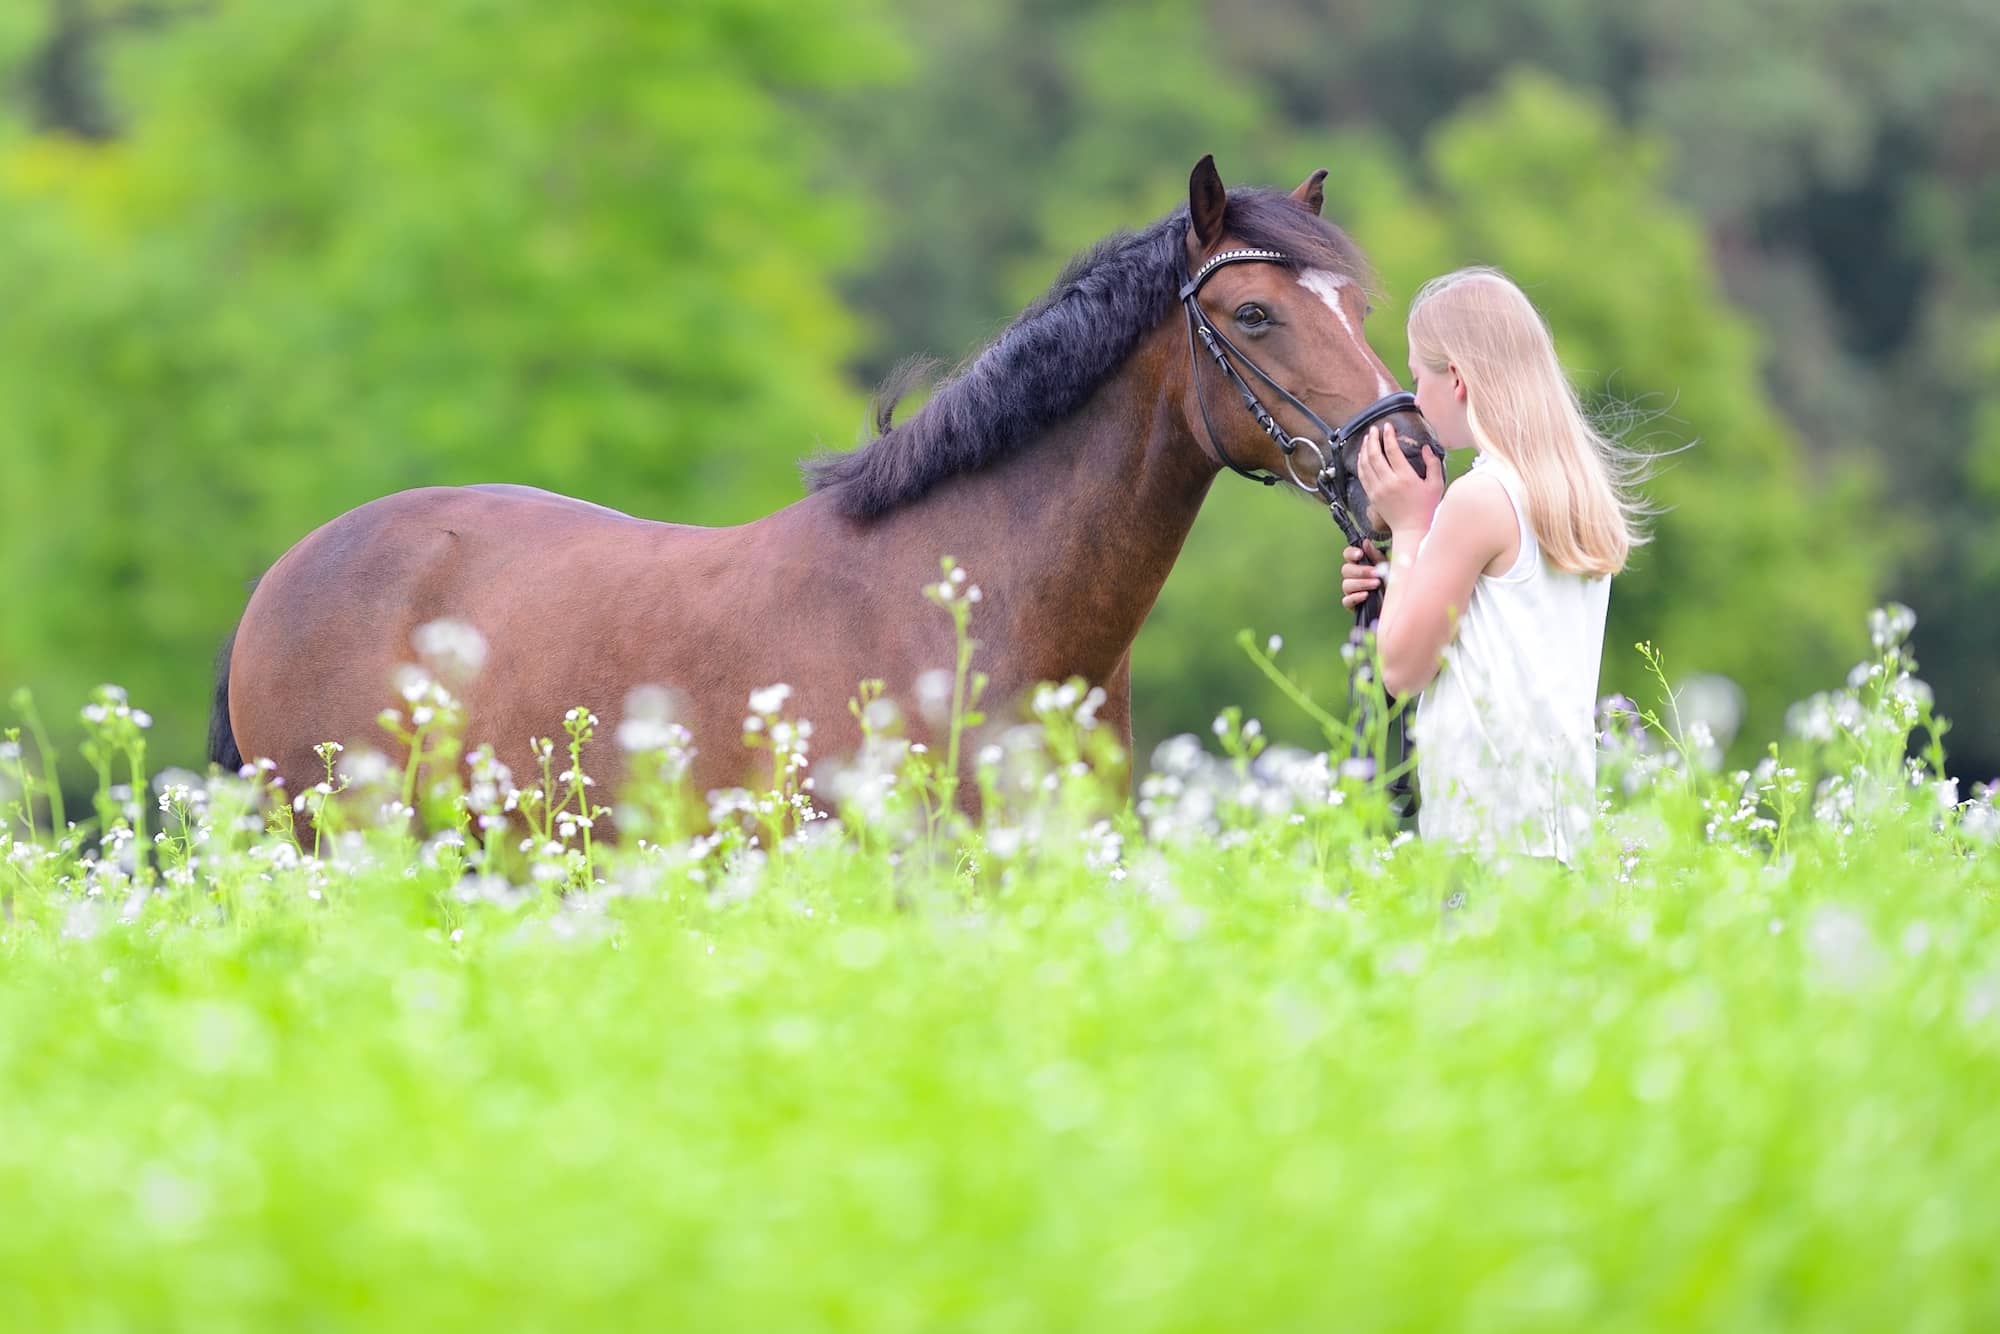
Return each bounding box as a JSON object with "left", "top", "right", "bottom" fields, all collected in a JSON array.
[{"left": 904, "top": 333, "right": 1217, "bottom": 685}]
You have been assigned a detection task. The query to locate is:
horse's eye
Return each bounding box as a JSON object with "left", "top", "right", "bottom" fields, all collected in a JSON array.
[{"left": 1235, "top": 303, "right": 1270, "bottom": 328}]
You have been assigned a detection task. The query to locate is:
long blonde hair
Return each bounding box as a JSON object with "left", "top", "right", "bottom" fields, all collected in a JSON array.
[{"left": 1407, "top": 267, "right": 1648, "bottom": 578}]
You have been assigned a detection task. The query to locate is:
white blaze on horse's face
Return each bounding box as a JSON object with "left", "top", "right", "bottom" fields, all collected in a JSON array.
[{"left": 1296, "top": 269, "right": 1401, "bottom": 400}]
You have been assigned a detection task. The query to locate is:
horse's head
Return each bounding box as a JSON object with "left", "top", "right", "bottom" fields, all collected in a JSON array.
[{"left": 1179, "top": 156, "right": 1438, "bottom": 540}]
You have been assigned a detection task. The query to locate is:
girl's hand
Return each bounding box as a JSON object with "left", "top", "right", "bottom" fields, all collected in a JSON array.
[
  {"left": 1341, "top": 540, "right": 1381, "bottom": 610},
  {"left": 1356, "top": 421, "right": 1444, "bottom": 537}
]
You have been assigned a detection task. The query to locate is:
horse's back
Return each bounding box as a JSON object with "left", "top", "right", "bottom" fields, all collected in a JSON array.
[
  {"left": 463, "top": 483, "right": 648, "bottom": 522},
  {"left": 254, "top": 483, "right": 682, "bottom": 597},
  {"left": 227, "top": 485, "right": 674, "bottom": 779},
  {"left": 225, "top": 482, "right": 851, "bottom": 794}
]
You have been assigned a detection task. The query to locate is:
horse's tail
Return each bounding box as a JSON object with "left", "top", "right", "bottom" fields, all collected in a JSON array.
[{"left": 208, "top": 616, "right": 246, "bottom": 774}]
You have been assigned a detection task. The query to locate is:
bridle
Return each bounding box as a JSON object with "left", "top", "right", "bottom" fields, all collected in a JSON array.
[
  {"left": 1181, "top": 245, "right": 1442, "bottom": 814},
  {"left": 1180, "top": 247, "right": 1438, "bottom": 547}
]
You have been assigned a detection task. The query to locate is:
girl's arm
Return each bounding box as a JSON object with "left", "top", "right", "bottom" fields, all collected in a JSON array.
[{"left": 1354, "top": 425, "right": 1514, "bottom": 697}]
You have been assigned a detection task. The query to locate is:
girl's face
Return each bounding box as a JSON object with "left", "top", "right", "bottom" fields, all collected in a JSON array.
[{"left": 1409, "top": 354, "right": 1474, "bottom": 452}]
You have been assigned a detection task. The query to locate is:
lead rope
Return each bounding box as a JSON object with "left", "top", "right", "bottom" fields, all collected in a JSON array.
[{"left": 1348, "top": 563, "right": 1414, "bottom": 821}]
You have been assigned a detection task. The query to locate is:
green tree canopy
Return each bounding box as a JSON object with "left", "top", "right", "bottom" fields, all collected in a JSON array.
[{"left": 0, "top": 0, "right": 894, "bottom": 767}]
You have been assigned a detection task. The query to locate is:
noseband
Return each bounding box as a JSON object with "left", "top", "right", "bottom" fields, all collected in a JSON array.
[{"left": 1181, "top": 247, "right": 1434, "bottom": 546}]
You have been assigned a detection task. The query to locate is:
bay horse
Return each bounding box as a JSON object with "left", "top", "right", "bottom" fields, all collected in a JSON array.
[{"left": 211, "top": 156, "right": 1436, "bottom": 807}]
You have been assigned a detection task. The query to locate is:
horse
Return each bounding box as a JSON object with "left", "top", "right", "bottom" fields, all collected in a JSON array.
[{"left": 210, "top": 155, "right": 1438, "bottom": 810}]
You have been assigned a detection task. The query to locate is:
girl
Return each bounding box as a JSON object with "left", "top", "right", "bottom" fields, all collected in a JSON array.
[{"left": 1339, "top": 267, "right": 1647, "bottom": 862}]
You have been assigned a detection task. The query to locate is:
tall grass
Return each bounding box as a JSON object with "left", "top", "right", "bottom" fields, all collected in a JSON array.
[{"left": 2, "top": 585, "right": 1995, "bottom": 1331}]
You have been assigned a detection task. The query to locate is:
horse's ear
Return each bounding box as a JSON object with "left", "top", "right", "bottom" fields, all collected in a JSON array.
[
  {"left": 1291, "top": 168, "right": 1328, "bottom": 216},
  {"left": 1188, "top": 154, "right": 1228, "bottom": 252}
]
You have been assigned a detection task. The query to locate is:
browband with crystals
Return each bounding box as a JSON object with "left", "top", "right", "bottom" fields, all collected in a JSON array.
[{"left": 1177, "top": 248, "right": 1294, "bottom": 300}]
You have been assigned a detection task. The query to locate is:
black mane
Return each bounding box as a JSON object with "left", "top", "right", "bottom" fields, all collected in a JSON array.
[{"left": 803, "top": 188, "right": 1369, "bottom": 519}]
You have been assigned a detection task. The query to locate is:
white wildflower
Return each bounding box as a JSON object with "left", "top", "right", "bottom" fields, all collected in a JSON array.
[
  {"left": 337, "top": 748, "right": 394, "bottom": 787},
  {"left": 1805, "top": 905, "right": 1880, "bottom": 988},
  {"left": 412, "top": 618, "right": 489, "bottom": 678},
  {"left": 396, "top": 668, "right": 433, "bottom": 704},
  {"left": 1867, "top": 602, "right": 1916, "bottom": 651},
  {"left": 916, "top": 669, "right": 954, "bottom": 724},
  {"left": 1076, "top": 686, "right": 1107, "bottom": 729},
  {"left": 619, "top": 717, "right": 686, "bottom": 753}
]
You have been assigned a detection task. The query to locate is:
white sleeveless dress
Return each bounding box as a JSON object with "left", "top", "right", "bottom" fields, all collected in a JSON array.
[{"left": 1413, "top": 454, "right": 1609, "bottom": 862}]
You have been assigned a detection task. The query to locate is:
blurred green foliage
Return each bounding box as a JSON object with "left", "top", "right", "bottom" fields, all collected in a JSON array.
[
  {"left": 2, "top": 0, "right": 1992, "bottom": 778},
  {"left": 2, "top": 584, "right": 1996, "bottom": 1330},
  {"left": 0, "top": 0, "right": 895, "bottom": 767}
]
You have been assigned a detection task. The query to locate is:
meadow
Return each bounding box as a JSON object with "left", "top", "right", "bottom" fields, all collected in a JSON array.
[{"left": 3, "top": 596, "right": 1996, "bottom": 1332}]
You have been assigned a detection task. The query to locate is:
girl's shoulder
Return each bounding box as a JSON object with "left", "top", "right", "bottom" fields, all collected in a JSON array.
[
  {"left": 1438, "top": 463, "right": 1515, "bottom": 534},
  {"left": 1437, "top": 463, "right": 1522, "bottom": 576}
]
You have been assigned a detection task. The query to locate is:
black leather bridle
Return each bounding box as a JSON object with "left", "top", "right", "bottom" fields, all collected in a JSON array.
[
  {"left": 1182, "top": 245, "right": 1441, "bottom": 813},
  {"left": 1180, "top": 247, "right": 1439, "bottom": 548}
]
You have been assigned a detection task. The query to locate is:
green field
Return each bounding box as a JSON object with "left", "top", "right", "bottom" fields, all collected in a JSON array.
[{"left": 4, "top": 608, "right": 1997, "bottom": 1331}]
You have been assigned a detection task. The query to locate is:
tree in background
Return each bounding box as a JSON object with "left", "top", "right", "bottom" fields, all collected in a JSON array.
[
  {"left": 0, "top": 0, "right": 895, "bottom": 769},
  {"left": 827, "top": 0, "right": 1277, "bottom": 386}
]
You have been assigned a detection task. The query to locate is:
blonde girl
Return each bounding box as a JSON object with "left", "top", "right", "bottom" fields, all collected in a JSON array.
[{"left": 1339, "top": 267, "right": 1647, "bottom": 862}]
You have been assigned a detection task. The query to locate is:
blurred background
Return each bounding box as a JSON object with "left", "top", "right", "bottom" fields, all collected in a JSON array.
[{"left": 1, "top": 0, "right": 1994, "bottom": 785}]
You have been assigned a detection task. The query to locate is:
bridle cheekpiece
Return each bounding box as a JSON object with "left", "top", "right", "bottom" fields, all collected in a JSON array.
[{"left": 1180, "top": 247, "right": 1435, "bottom": 546}]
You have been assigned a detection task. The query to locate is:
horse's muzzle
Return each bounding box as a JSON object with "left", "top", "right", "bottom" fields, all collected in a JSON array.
[{"left": 1342, "top": 410, "right": 1442, "bottom": 541}]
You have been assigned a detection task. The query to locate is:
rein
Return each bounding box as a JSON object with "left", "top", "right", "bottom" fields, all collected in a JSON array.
[{"left": 1181, "top": 246, "right": 1441, "bottom": 814}]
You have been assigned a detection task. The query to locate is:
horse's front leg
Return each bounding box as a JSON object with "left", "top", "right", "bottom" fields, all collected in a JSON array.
[{"left": 1101, "top": 652, "right": 1136, "bottom": 792}]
